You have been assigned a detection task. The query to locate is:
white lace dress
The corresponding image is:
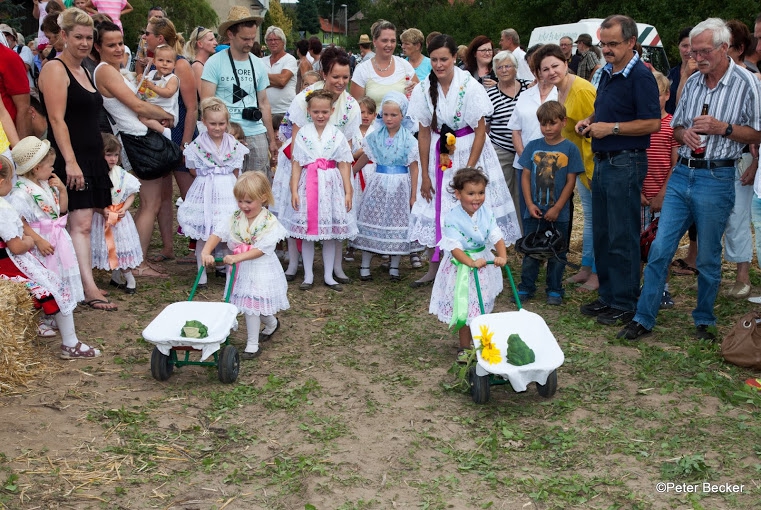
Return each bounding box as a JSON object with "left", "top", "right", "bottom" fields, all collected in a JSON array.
[
  {"left": 271, "top": 83, "right": 360, "bottom": 219},
  {"left": 0, "top": 198, "right": 77, "bottom": 315},
  {"left": 225, "top": 209, "right": 290, "bottom": 316},
  {"left": 280, "top": 123, "right": 357, "bottom": 241},
  {"left": 429, "top": 204, "right": 504, "bottom": 325},
  {"left": 407, "top": 67, "right": 521, "bottom": 249},
  {"left": 7, "top": 178, "right": 84, "bottom": 303},
  {"left": 177, "top": 132, "right": 248, "bottom": 242},
  {"left": 90, "top": 166, "right": 143, "bottom": 270},
  {"left": 352, "top": 125, "right": 418, "bottom": 255},
  {"left": 350, "top": 123, "right": 376, "bottom": 214}
]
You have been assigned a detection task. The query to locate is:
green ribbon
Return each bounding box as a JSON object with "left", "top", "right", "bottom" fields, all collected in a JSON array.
[{"left": 449, "top": 246, "right": 486, "bottom": 331}]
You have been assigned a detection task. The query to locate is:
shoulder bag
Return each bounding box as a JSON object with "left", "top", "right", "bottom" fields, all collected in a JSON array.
[{"left": 721, "top": 311, "right": 761, "bottom": 369}]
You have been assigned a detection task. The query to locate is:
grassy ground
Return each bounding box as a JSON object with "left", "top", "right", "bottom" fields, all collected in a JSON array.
[{"left": 0, "top": 224, "right": 760, "bottom": 509}]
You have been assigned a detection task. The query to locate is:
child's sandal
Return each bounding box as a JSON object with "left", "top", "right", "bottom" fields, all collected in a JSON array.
[
  {"left": 37, "top": 323, "right": 56, "bottom": 338},
  {"left": 60, "top": 342, "right": 102, "bottom": 359}
]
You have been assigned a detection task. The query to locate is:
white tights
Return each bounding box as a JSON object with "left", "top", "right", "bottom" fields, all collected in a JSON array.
[
  {"left": 285, "top": 237, "right": 300, "bottom": 276},
  {"left": 56, "top": 312, "right": 97, "bottom": 353},
  {"left": 244, "top": 314, "right": 277, "bottom": 353},
  {"left": 301, "top": 240, "right": 340, "bottom": 285}
]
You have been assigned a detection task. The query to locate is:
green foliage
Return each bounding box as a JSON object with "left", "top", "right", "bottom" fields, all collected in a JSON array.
[
  {"left": 0, "top": 0, "right": 25, "bottom": 32},
  {"left": 297, "top": 0, "right": 322, "bottom": 35},
  {"left": 359, "top": 0, "right": 760, "bottom": 64},
  {"left": 121, "top": 0, "right": 218, "bottom": 54},
  {"left": 263, "top": 0, "right": 295, "bottom": 44},
  {"left": 661, "top": 454, "right": 713, "bottom": 480}
]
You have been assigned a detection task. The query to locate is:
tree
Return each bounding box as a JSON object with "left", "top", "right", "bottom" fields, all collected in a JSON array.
[
  {"left": 263, "top": 0, "right": 295, "bottom": 45},
  {"left": 122, "top": 0, "right": 218, "bottom": 53},
  {"left": 296, "top": 0, "right": 321, "bottom": 35},
  {"left": 0, "top": 0, "right": 25, "bottom": 34}
]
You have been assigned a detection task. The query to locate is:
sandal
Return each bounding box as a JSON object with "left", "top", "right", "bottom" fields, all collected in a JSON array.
[
  {"left": 83, "top": 298, "right": 118, "bottom": 311},
  {"left": 60, "top": 342, "right": 102, "bottom": 359},
  {"left": 671, "top": 258, "right": 699, "bottom": 276},
  {"left": 149, "top": 254, "right": 175, "bottom": 263},
  {"left": 410, "top": 253, "right": 423, "bottom": 269},
  {"left": 134, "top": 264, "right": 169, "bottom": 278},
  {"left": 38, "top": 323, "right": 56, "bottom": 337}
]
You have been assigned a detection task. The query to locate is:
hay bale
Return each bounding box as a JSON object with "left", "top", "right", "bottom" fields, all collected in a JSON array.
[{"left": 0, "top": 279, "right": 46, "bottom": 391}]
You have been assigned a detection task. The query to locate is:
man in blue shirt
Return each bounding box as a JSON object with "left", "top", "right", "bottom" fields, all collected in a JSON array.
[
  {"left": 575, "top": 15, "right": 661, "bottom": 326},
  {"left": 201, "top": 7, "right": 277, "bottom": 175}
]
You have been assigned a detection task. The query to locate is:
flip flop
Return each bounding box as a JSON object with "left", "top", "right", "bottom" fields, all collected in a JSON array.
[
  {"left": 671, "top": 258, "right": 699, "bottom": 276},
  {"left": 83, "top": 299, "right": 117, "bottom": 311},
  {"left": 149, "top": 254, "right": 175, "bottom": 263}
]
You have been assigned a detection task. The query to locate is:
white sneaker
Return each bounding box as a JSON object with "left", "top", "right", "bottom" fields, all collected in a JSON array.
[{"left": 748, "top": 296, "right": 761, "bottom": 304}]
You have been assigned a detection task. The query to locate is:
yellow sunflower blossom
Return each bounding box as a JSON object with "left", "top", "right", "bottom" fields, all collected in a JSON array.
[{"left": 474, "top": 324, "right": 502, "bottom": 364}]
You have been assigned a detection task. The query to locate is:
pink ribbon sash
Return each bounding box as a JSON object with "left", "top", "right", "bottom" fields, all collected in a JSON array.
[
  {"left": 304, "top": 158, "right": 337, "bottom": 236},
  {"left": 29, "top": 216, "right": 76, "bottom": 274},
  {"left": 432, "top": 126, "right": 475, "bottom": 262}
]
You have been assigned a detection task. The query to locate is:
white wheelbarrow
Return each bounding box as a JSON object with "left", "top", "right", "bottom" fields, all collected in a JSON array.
[{"left": 467, "top": 263, "right": 565, "bottom": 404}]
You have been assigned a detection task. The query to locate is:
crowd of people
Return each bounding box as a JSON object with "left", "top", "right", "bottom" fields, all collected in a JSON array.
[{"left": 1, "top": 5, "right": 761, "bottom": 362}]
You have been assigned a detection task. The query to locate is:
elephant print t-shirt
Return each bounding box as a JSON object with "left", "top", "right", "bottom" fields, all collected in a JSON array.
[{"left": 518, "top": 137, "right": 584, "bottom": 222}]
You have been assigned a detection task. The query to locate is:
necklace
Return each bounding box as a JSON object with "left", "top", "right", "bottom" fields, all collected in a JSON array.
[{"left": 373, "top": 57, "right": 393, "bottom": 73}]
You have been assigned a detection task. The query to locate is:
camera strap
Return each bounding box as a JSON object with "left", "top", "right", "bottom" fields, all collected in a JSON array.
[{"left": 227, "top": 49, "right": 259, "bottom": 108}]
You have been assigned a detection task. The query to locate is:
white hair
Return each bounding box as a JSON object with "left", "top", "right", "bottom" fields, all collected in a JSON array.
[
  {"left": 492, "top": 50, "right": 517, "bottom": 67},
  {"left": 265, "top": 26, "right": 286, "bottom": 45},
  {"left": 690, "top": 18, "right": 730, "bottom": 47}
]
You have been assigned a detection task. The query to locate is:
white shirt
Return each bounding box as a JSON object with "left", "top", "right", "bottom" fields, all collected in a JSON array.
[
  {"left": 263, "top": 52, "right": 298, "bottom": 115},
  {"left": 511, "top": 47, "right": 534, "bottom": 82},
  {"left": 506, "top": 83, "right": 558, "bottom": 169}
]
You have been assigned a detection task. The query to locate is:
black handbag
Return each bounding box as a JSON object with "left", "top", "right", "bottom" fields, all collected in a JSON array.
[
  {"left": 515, "top": 222, "right": 579, "bottom": 269},
  {"left": 119, "top": 130, "right": 182, "bottom": 181}
]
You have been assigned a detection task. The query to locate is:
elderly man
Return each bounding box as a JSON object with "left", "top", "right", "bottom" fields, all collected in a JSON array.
[
  {"left": 263, "top": 26, "right": 297, "bottom": 134},
  {"left": 576, "top": 15, "right": 661, "bottom": 327},
  {"left": 559, "top": 36, "right": 577, "bottom": 73},
  {"left": 574, "top": 33, "right": 600, "bottom": 81},
  {"left": 618, "top": 18, "right": 761, "bottom": 340},
  {"left": 201, "top": 7, "right": 277, "bottom": 174},
  {"left": 499, "top": 28, "right": 534, "bottom": 81}
]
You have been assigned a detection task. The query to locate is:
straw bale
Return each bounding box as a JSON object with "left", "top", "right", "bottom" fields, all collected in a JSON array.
[{"left": 0, "top": 279, "right": 47, "bottom": 391}]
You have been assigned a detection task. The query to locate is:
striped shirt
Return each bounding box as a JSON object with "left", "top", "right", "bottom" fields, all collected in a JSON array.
[
  {"left": 643, "top": 115, "right": 678, "bottom": 198},
  {"left": 485, "top": 79, "right": 529, "bottom": 152},
  {"left": 672, "top": 59, "right": 761, "bottom": 160}
]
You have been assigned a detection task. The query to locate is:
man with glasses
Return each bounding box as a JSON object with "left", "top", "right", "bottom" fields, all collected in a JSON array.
[
  {"left": 201, "top": 7, "right": 277, "bottom": 175},
  {"left": 559, "top": 36, "right": 577, "bottom": 74},
  {"left": 618, "top": 18, "right": 761, "bottom": 341},
  {"left": 575, "top": 15, "right": 661, "bottom": 328},
  {"left": 263, "top": 26, "right": 297, "bottom": 135},
  {"left": 499, "top": 28, "right": 533, "bottom": 81}
]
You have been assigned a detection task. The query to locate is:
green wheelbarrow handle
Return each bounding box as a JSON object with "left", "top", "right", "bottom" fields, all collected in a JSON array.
[
  {"left": 472, "top": 261, "right": 521, "bottom": 312},
  {"left": 189, "top": 257, "right": 237, "bottom": 303}
]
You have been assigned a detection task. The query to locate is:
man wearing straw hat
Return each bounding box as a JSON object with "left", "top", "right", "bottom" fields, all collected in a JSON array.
[
  {"left": 355, "top": 34, "right": 374, "bottom": 66},
  {"left": 200, "top": 6, "right": 277, "bottom": 175}
]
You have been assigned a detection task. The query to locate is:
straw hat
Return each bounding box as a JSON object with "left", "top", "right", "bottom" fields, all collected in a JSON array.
[
  {"left": 358, "top": 34, "right": 371, "bottom": 44},
  {"left": 11, "top": 137, "right": 51, "bottom": 176},
  {"left": 217, "top": 6, "right": 263, "bottom": 36}
]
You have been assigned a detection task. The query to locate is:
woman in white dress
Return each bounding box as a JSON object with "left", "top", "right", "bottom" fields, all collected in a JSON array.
[{"left": 407, "top": 34, "right": 521, "bottom": 287}]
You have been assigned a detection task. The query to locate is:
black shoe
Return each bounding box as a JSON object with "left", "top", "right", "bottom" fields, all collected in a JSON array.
[
  {"left": 333, "top": 275, "right": 351, "bottom": 284},
  {"left": 299, "top": 282, "right": 313, "bottom": 290},
  {"left": 285, "top": 273, "right": 296, "bottom": 282},
  {"left": 580, "top": 299, "right": 610, "bottom": 317},
  {"left": 695, "top": 325, "right": 717, "bottom": 342},
  {"left": 324, "top": 282, "right": 343, "bottom": 292},
  {"left": 240, "top": 350, "right": 261, "bottom": 360},
  {"left": 617, "top": 320, "right": 651, "bottom": 341},
  {"left": 409, "top": 279, "right": 433, "bottom": 288},
  {"left": 215, "top": 269, "right": 226, "bottom": 278},
  {"left": 109, "top": 279, "right": 126, "bottom": 289},
  {"left": 596, "top": 308, "right": 635, "bottom": 326},
  {"left": 259, "top": 319, "right": 280, "bottom": 342},
  {"left": 124, "top": 287, "right": 136, "bottom": 295}
]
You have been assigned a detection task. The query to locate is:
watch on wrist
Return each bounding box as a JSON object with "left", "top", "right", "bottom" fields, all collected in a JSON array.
[
  {"left": 723, "top": 123, "right": 733, "bottom": 138},
  {"left": 612, "top": 122, "right": 620, "bottom": 135}
]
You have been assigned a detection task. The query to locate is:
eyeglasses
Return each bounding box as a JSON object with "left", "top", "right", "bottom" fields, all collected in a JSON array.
[
  {"left": 689, "top": 46, "right": 720, "bottom": 58},
  {"left": 477, "top": 48, "right": 493, "bottom": 54},
  {"left": 265, "top": 38, "right": 281, "bottom": 43},
  {"left": 142, "top": 30, "right": 154, "bottom": 37},
  {"left": 495, "top": 64, "right": 515, "bottom": 71},
  {"left": 598, "top": 40, "right": 624, "bottom": 49}
]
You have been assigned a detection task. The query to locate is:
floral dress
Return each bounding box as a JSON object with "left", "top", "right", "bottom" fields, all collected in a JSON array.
[
  {"left": 8, "top": 177, "right": 84, "bottom": 303},
  {"left": 407, "top": 67, "right": 521, "bottom": 252},
  {"left": 280, "top": 123, "right": 357, "bottom": 241},
  {"left": 225, "top": 208, "right": 290, "bottom": 316},
  {"left": 177, "top": 132, "right": 249, "bottom": 241},
  {"left": 90, "top": 166, "right": 144, "bottom": 270}
]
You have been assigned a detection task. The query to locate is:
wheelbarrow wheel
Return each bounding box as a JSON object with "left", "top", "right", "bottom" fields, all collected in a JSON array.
[
  {"left": 150, "top": 346, "right": 174, "bottom": 381},
  {"left": 217, "top": 345, "right": 240, "bottom": 384},
  {"left": 468, "top": 365, "right": 490, "bottom": 404},
  {"left": 536, "top": 369, "right": 558, "bottom": 398}
]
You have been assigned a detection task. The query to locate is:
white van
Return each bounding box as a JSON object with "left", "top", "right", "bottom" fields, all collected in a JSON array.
[{"left": 528, "top": 19, "right": 670, "bottom": 74}]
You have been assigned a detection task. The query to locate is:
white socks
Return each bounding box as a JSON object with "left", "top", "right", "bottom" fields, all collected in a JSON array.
[
  {"left": 322, "top": 240, "right": 338, "bottom": 285},
  {"left": 56, "top": 312, "right": 99, "bottom": 354},
  {"left": 286, "top": 237, "right": 300, "bottom": 276},
  {"left": 332, "top": 241, "right": 348, "bottom": 280},
  {"left": 261, "top": 314, "right": 277, "bottom": 334},
  {"left": 301, "top": 240, "right": 315, "bottom": 284},
  {"left": 195, "top": 239, "right": 207, "bottom": 285},
  {"left": 389, "top": 255, "right": 401, "bottom": 277},
  {"left": 244, "top": 314, "right": 261, "bottom": 353},
  {"left": 124, "top": 270, "right": 136, "bottom": 290}
]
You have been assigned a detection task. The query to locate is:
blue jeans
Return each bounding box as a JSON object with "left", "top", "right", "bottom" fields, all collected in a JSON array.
[
  {"left": 634, "top": 163, "right": 735, "bottom": 329},
  {"left": 518, "top": 219, "right": 569, "bottom": 296},
  {"left": 592, "top": 151, "right": 648, "bottom": 311},
  {"left": 576, "top": 175, "right": 596, "bottom": 271}
]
